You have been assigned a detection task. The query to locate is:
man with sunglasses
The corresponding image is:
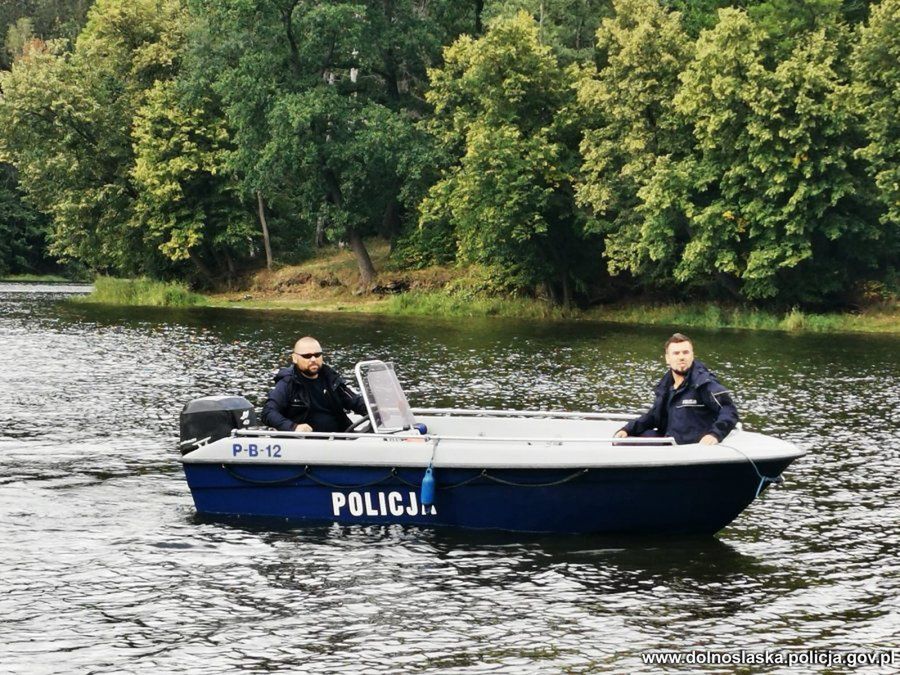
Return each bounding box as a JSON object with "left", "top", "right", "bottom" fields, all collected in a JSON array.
[{"left": 261, "top": 336, "right": 367, "bottom": 433}]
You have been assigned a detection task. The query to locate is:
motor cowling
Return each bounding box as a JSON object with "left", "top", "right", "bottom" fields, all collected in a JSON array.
[{"left": 179, "top": 395, "right": 256, "bottom": 454}]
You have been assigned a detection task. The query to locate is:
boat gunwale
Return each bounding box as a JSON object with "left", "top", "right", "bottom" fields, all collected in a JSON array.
[
  {"left": 409, "top": 407, "right": 638, "bottom": 421},
  {"left": 179, "top": 406, "right": 805, "bottom": 469},
  {"left": 181, "top": 435, "right": 806, "bottom": 470},
  {"left": 227, "top": 427, "right": 678, "bottom": 445}
]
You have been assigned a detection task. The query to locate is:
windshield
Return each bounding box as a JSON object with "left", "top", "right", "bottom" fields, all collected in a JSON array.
[{"left": 354, "top": 360, "right": 417, "bottom": 433}]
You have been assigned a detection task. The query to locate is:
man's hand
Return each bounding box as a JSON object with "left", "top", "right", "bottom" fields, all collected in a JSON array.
[
  {"left": 614, "top": 430, "right": 628, "bottom": 438},
  {"left": 699, "top": 434, "right": 719, "bottom": 445},
  {"left": 294, "top": 423, "right": 313, "bottom": 432}
]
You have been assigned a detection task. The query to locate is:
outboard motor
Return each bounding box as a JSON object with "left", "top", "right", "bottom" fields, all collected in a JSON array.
[{"left": 179, "top": 395, "right": 256, "bottom": 455}]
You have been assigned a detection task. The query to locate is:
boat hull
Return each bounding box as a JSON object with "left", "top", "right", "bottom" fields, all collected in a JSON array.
[{"left": 182, "top": 458, "right": 796, "bottom": 535}]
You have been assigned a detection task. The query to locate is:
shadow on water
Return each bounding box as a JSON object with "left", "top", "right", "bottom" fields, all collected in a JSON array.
[{"left": 190, "top": 513, "right": 778, "bottom": 589}]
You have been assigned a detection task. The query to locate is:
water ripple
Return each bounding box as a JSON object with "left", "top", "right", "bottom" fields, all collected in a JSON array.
[{"left": 1, "top": 288, "right": 898, "bottom": 672}]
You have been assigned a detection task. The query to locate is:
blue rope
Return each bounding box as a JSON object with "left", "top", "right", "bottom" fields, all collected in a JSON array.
[
  {"left": 719, "top": 443, "right": 783, "bottom": 498},
  {"left": 222, "top": 464, "right": 589, "bottom": 490}
]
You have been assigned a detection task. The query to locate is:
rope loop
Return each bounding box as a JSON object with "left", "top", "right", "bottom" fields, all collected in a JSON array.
[
  {"left": 478, "top": 468, "right": 590, "bottom": 488},
  {"left": 221, "top": 464, "right": 307, "bottom": 485},
  {"left": 719, "top": 444, "right": 784, "bottom": 498},
  {"left": 222, "top": 464, "right": 396, "bottom": 489},
  {"left": 220, "top": 465, "right": 592, "bottom": 490}
]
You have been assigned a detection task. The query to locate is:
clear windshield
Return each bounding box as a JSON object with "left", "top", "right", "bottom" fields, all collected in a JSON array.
[{"left": 354, "top": 360, "right": 417, "bottom": 433}]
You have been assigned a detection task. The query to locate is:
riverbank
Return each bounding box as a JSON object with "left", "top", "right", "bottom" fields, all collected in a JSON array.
[
  {"left": 211, "top": 289, "right": 898, "bottom": 334},
  {"left": 0, "top": 274, "right": 75, "bottom": 282},
  {"left": 75, "top": 242, "right": 899, "bottom": 334},
  {"left": 74, "top": 276, "right": 205, "bottom": 306}
]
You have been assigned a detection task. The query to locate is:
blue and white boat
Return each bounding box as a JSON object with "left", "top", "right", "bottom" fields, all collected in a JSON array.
[{"left": 179, "top": 361, "right": 805, "bottom": 535}]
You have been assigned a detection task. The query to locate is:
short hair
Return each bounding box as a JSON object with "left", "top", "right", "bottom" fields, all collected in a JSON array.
[{"left": 665, "top": 332, "right": 693, "bottom": 351}]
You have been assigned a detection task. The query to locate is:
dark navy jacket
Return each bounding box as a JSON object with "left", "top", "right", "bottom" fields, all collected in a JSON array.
[
  {"left": 261, "top": 364, "right": 367, "bottom": 432},
  {"left": 621, "top": 360, "right": 739, "bottom": 444}
]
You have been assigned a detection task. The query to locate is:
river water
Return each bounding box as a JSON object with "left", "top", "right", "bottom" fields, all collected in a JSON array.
[{"left": 1, "top": 283, "right": 898, "bottom": 673}]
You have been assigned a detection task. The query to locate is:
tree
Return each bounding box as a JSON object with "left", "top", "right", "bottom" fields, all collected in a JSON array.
[
  {"left": 0, "top": 2, "right": 95, "bottom": 275},
  {"left": 576, "top": 0, "right": 693, "bottom": 285},
  {"left": 0, "top": 37, "right": 140, "bottom": 272},
  {"left": 642, "top": 8, "right": 880, "bottom": 302},
  {"left": 0, "top": 0, "right": 256, "bottom": 282},
  {"left": 131, "top": 80, "right": 257, "bottom": 285},
  {"left": 0, "top": 162, "right": 53, "bottom": 276},
  {"left": 1, "top": 1, "right": 94, "bottom": 70},
  {"left": 748, "top": 0, "right": 844, "bottom": 54},
  {"left": 663, "top": 0, "right": 730, "bottom": 36},
  {"left": 5, "top": 17, "right": 35, "bottom": 64},
  {"left": 853, "top": 0, "right": 900, "bottom": 232},
  {"left": 422, "top": 12, "right": 586, "bottom": 303},
  {"left": 189, "top": 0, "right": 470, "bottom": 287},
  {"left": 481, "top": 0, "right": 610, "bottom": 64}
]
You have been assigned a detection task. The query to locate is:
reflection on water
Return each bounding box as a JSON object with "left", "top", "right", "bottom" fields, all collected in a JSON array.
[{"left": 1, "top": 284, "right": 898, "bottom": 672}]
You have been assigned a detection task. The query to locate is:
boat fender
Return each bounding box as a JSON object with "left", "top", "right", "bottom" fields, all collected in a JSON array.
[
  {"left": 420, "top": 465, "right": 436, "bottom": 506},
  {"left": 413, "top": 423, "right": 428, "bottom": 435}
]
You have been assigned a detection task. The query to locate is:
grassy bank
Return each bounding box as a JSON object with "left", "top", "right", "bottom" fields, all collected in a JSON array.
[
  {"left": 1, "top": 274, "right": 75, "bottom": 282},
  {"left": 583, "top": 301, "right": 899, "bottom": 334},
  {"left": 76, "top": 276, "right": 206, "bottom": 307},
  {"left": 374, "top": 291, "right": 896, "bottom": 333},
  {"left": 382, "top": 291, "right": 576, "bottom": 320},
  {"left": 85, "top": 242, "right": 897, "bottom": 334},
  {"left": 211, "top": 281, "right": 897, "bottom": 334}
]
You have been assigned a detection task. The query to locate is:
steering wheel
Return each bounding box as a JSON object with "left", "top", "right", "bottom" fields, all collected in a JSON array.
[{"left": 345, "top": 416, "right": 373, "bottom": 433}]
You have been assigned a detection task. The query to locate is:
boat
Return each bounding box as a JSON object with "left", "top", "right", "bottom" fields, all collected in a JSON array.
[{"left": 178, "top": 360, "right": 805, "bottom": 535}]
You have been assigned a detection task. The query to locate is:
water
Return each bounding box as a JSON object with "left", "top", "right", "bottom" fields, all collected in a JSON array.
[{"left": 1, "top": 283, "right": 898, "bottom": 673}]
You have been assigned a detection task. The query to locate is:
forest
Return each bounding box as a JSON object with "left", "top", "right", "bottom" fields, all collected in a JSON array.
[{"left": 0, "top": 0, "right": 897, "bottom": 309}]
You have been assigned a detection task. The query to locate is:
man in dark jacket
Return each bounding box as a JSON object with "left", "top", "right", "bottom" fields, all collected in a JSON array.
[
  {"left": 615, "top": 333, "right": 739, "bottom": 445},
  {"left": 261, "top": 336, "right": 368, "bottom": 432}
]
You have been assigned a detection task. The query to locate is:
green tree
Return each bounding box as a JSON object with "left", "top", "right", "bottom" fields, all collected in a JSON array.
[
  {"left": 642, "top": 9, "right": 880, "bottom": 302},
  {"left": 422, "top": 12, "right": 586, "bottom": 303},
  {"left": 4, "top": 16, "right": 35, "bottom": 63},
  {"left": 1, "top": 1, "right": 94, "bottom": 69},
  {"left": 748, "top": 0, "right": 844, "bottom": 50},
  {"left": 0, "top": 37, "right": 139, "bottom": 272},
  {"left": 576, "top": 0, "right": 692, "bottom": 285},
  {"left": 132, "top": 80, "right": 257, "bottom": 284},
  {"left": 481, "top": 0, "right": 611, "bottom": 64},
  {"left": 0, "top": 0, "right": 259, "bottom": 282},
  {"left": 190, "top": 0, "right": 469, "bottom": 287},
  {"left": 853, "top": 0, "right": 900, "bottom": 231},
  {"left": 663, "top": 1, "right": 877, "bottom": 40},
  {"left": 663, "top": 1, "right": 730, "bottom": 36},
  {"left": 0, "top": 162, "right": 53, "bottom": 276},
  {"left": 0, "top": 2, "right": 96, "bottom": 275}
]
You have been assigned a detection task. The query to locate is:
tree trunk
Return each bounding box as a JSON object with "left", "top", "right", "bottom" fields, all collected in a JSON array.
[
  {"left": 188, "top": 250, "right": 216, "bottom": 289},
  {"left": 321, "top": 167, "right": 375, "bottom": 286},
  {"left": 281, "top": 1, "right": 303, "bottom": 79},
  {"left": 316, "top": 215, "right": 328, "bottom": 248},
  {"left": 561, "top": 271, "right": 572, "bottom": 307},
  {"left": 256, "top": 191, "right": 273, "bottom": 270},
  {"left": 346, "top": 226, "right": 376, "bottom": 288},
  {"left": 224, "top": 250, "right": 236, "bottom": 289},
  {"left": 544, "top": 280, "right": 558, "bottom": 305},
  {"left": 382, "top": 196, "right": 401, "bottom": 251},
  {"left": 538, "top": 1, "right": 544, "bottom": 44}
]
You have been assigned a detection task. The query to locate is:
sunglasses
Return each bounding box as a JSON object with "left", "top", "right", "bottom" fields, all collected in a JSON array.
[{"left": 294, "top": 351, "right": 323, "bottom": 359}]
